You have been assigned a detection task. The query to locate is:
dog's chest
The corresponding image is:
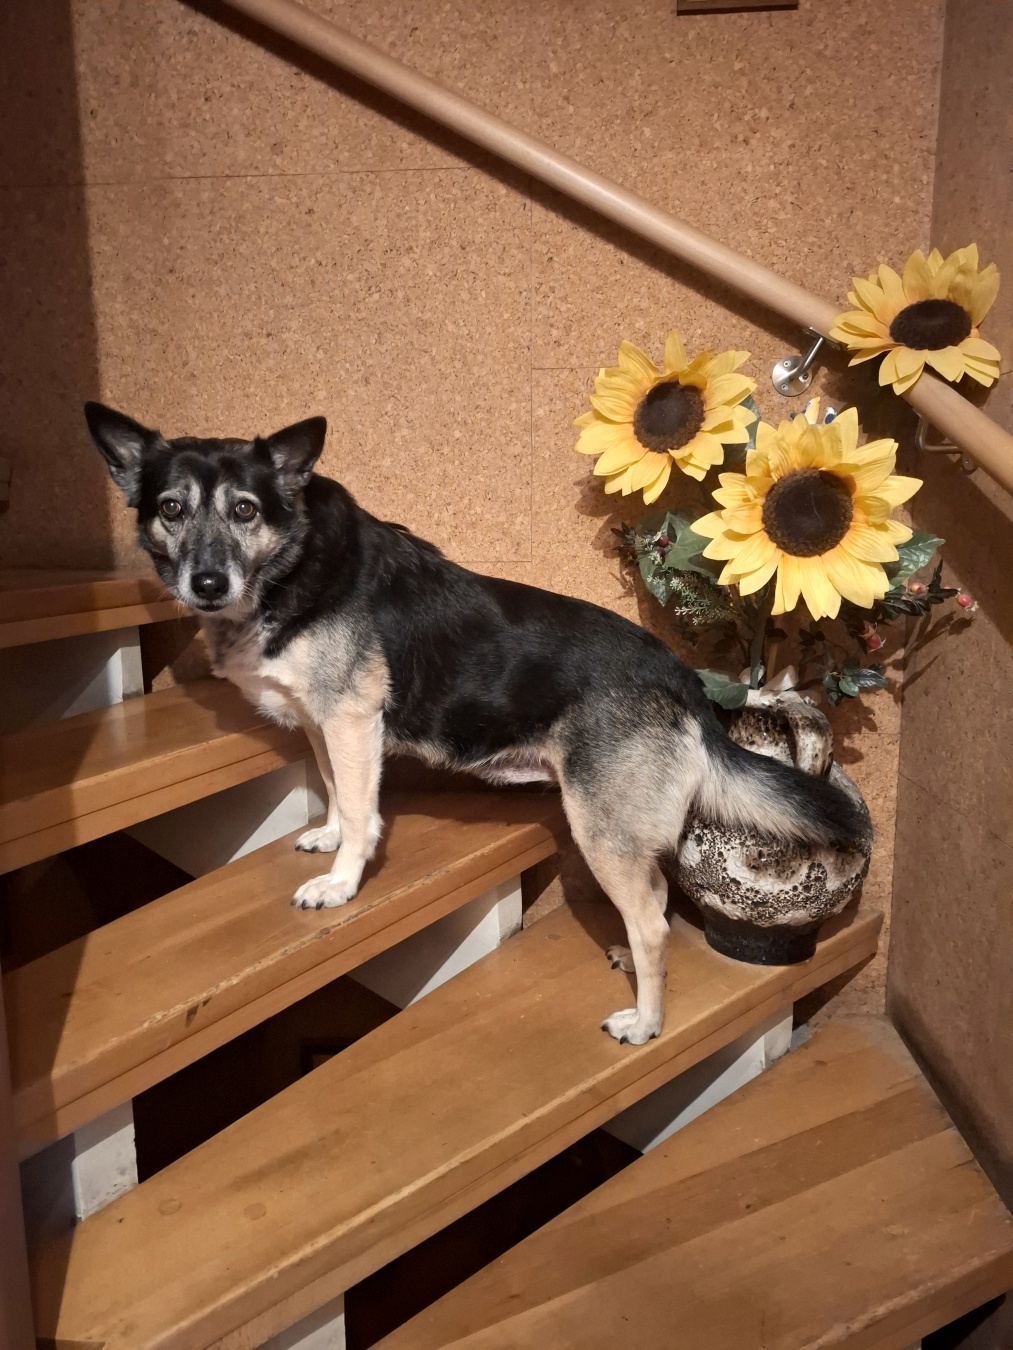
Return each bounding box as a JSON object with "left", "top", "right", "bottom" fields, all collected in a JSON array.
[{"left": 207, "top": 623, "right": 305, "bottom": 727}]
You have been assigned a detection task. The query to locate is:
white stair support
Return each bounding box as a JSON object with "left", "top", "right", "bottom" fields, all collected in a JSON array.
[
  {"left": 353, "top": 877, "right": 523, "bottom": 1009},
  {"left": 261, "top": 1294, "right": 346, "bottom": 1350},
  {"left": 0, "top": 627, "right": 143, "bottom": 735},
  {"left": 19, "top": 1102, "right": 138, "bottom": 1246},
  {"left": 605, "top": 1005, "right": 794, "bottom": 1154},
  {"left": 128, "top": 759, "right": 326, "bottom": 878}
]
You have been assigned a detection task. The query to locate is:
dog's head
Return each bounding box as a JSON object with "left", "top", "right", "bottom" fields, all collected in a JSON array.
[{"left": 85, "top": 402, "right": 327, "bottom": 616}]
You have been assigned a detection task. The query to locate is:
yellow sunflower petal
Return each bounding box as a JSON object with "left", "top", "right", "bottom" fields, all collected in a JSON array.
[
  {"left": 772, "top": 554, "right": 803, "bottom": 616},
  {"left": 902, "top": 249, "right": 934, "bottom": 301},
  {"left": 602, "top": 466, "right": 635, "bottom": 495},
  {"left": 962, "top": 359, "right": 1000, "bottom": 387},
  {"left": 821, "top": 406, "right": 860, "bottom": 461},
  {"left": 721, "top": 530, "right": 777, "bottom": 578},
  {"left": 641, "top": 458, "right": 672, "bottom": 505},
  {"left": 822, "top": 547, "right": 883, "bottom": 610},
  {"left": 704, "top": 530, "right": 753, "bottom": 562},
  {"left": 589, "top": 385, "right": 639, "bottom": 422},
  {"left": 592, "top": 436, "right": 648, "bottom": 477},
  {"left": 663, "top": 330, "right": 688, "bottom": 375},
  {"left": 680, "top": 431, "right": 726, "bottom": 469},
  {"left": 574, "top": 410, "right": 598, "bottom": 429},
  {"left": 798, "top": 557, "right": 841, "bottom": 621},
  {"left": 968, "top": 264, "right": 1000, "bottom": 326},
  {"left": 961, "top": 337, "right": 1001, "bottom": 360},
  {"left": 627, "top": 451, "right": 669, "bottom": 492},
  {"left": 870, "top": 473, "right": 922, "bottom": 509},
  {"left": 840, "top": 522, "right": 899, "bottom": 564},
  {"left": 880, "top": 345, "right": 925, "bottom": 393},
  {"left": 616, "top": 340, "right": 660, "bottom": 387},
  {"left": 703, "top": 373, "right": 755, "bottom": 410},
  {"left": 924, "top": 345, "right": 966, "bottom": 382},
  {"left": 703, "top": 348, "right": 750, "bottom": 378},
  {"left": 719, "top": 505, "right": 763, "bottom": 534},
  {"left": 575, "top": 418, "right": 626, "bottom": 455},
  {"left": 852, "top": 274, "right": 891, "bottom": 322},
  {"left": 877, "top": 264, "right": 907, "bottom": 314},
  {"left": 691, "top": 511, "right": 728, "bottom": 540},
  {"left": 737, "top": 554, "right": 780, "bottom": 596},
  {"left": 848, "top": 346, "right": 893, "bottom": 366}
]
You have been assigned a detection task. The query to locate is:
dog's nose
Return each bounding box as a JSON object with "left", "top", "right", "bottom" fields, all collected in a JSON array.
[{"left": 191, "top": 571, "right": 229, "bottom": 601}]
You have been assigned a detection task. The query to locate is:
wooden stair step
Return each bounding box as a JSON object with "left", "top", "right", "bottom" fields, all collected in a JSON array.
[
  {"left": 30, "top": 900, "right": 881, "bottom": 1350},
  {"left": 380, "top": 1015, "right": 1013, "bottom": 1350},
  {"left": 0, "top": 678, "right": 305, "bottom": 874},
  {"left": 0, "top": 567, "right": 180, "bottom": 649},
  {"left": 6, "top": 791, "right": 566, "bottom": 1152}
]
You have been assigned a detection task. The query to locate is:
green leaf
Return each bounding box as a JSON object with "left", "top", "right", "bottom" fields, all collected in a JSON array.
[
  {"left": 697, "top": 669, "right": 751, "bottom": 709},
  {"left": 838, "top": 676, "right": 860, "bottom": 698},
  {"left": 665, "top": 524, "right": 713, "bottom": 575},
  {"left": 888, "top": 530, "right": 944, "bottom": 586},
  {"left": 852, "top": 666, "right": 888, "bottom": 690}
]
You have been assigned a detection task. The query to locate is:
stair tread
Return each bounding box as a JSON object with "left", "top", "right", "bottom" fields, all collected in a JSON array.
[
  {"left": 0, "top": 567, "right": 179, "bottom": 648},
  {"left": 0, "top": 678, "right": 304, "bottom": 873},
  {"left": 30, "top": 901, "right": 881, "bottom": 1350},
  {"left": 7, "top": 791, "right": 565, "bottom": 1150},
  {"left": 380, "top": 1015, "right": 1013, "bottom": 1350}
]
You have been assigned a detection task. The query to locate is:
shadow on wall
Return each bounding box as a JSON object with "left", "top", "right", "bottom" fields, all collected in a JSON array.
[{"left": 0, "top": 0, "right": 111, "bottom": 569}]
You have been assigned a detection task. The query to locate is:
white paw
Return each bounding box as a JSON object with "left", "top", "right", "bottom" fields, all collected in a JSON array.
[
  {"left": 606, "top": 944, "right": 635, "bottom": 973},
  {"left": 295, "top": 824, "right": 342, "bottom": 854},
  {"left": 292, "top": 872, "right": 359, "bottom": 910},
  {"left": 602, "top": 1007, "right": 661, "bottom": 1046}
]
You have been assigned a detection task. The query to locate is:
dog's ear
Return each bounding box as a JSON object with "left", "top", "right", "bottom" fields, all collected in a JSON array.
[
  {"left": 261, "top": 416, "right": 327, "bottom": 494},
  {"left": 84, "top": 402, "right": 158, "bottom": 506}
]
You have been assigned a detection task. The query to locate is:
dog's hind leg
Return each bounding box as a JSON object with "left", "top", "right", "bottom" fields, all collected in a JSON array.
[
  {"left": 606, "top": 864, "right": 667, "bottom": 975},
  {"left": 563, "top": 796, "right": 671, "bottom": 1045},
  {"left": 295, "top": 721, "right": 343, "bottom": 854}
]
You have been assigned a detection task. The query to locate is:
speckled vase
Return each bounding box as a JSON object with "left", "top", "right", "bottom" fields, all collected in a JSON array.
[{"left": 677, "top": 693, "right": 873, "bottom": 965}]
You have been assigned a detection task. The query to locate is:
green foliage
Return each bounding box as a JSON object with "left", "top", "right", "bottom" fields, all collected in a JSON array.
[
  {"left": 886, "top": 530, "right": 945, "bottom": 587},
  {"left": 696, "top": 669, "right": 751, "bottom": 709}
]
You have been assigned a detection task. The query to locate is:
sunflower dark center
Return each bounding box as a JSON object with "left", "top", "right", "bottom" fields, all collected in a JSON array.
[
  {"left": 762, "top": 468, "right": 853, "bottom": 558},
  {"left": 633, "top": 381, "right": 705, "bottom": 453},
  {"left": 888, "top": 297, "right": 971, "bottom": 350}
]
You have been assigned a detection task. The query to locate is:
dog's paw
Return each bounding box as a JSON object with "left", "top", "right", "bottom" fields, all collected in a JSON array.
[
  {"left": 295, "top": 824, "right": 342, "bottom": 854},
  {"left": 291, "top": 872, "right": 358, "bottom": 910},
  {"left": 602, "top": 1007, "right": 660, "bottom": 1046},
  {"left": 606, "top": 944, "right": 634, "bottom": 973}
]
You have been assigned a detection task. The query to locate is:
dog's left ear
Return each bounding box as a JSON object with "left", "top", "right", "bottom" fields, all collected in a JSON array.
[
  {"left": 262, "top": 416, "right": 327, "bottom": 494},
  {"left": 84, "top": 402, "right": 160, "bottom": 506}
]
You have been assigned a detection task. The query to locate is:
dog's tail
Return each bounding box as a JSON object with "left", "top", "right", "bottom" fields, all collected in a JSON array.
[{"left": 695, "top": 728, "right": 869, "bottom": 849}]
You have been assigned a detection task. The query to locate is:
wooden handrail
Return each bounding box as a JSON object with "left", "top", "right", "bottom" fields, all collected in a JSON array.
[{"left": 220, "top": 0, "right": 1013, "bottom": 495}]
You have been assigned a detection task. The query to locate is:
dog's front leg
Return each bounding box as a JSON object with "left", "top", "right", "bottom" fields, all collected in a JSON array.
[
  {"left": 295, "top": 721, "right": 343, "bottom": 855},
  {"left": 292, "top": 700, "right": 384, "bottom": 910}
]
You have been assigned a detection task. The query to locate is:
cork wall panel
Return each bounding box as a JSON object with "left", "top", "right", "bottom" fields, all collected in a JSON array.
[{"left": 889, "top": 0, "right": 1013, "bottom": 1218}]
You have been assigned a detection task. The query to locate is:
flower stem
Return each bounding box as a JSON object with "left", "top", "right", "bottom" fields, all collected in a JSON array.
[{"left": 749, "top": 583, "right": 775, "bottom": 689}]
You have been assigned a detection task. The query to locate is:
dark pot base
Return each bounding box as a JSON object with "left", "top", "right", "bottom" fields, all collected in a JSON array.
[{"left": 702, "top": 911, "right": 822, "bottom": 965}]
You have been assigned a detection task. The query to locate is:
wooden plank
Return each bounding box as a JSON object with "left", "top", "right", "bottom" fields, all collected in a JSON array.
[
  {"left": 0, "top": 983, "right": 34, "bottom": 1350},
  {"left": 0, "top": 679, "right": 306, "bottom": 874},
  {"left": 380, "top": 1018, "right": 1013, "bottom": 1350},
  {"left": 7, "top": 792, "right": 566, "bottom": 1152},
  {"left": 29, "top": 902, "right": 881, "bottom": 1350},
  {"left": 0, "top": 569, "right": 180, "bottom": 649}
]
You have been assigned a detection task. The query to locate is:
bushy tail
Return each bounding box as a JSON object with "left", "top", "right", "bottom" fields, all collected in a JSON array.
[{"left": 696, "top": 733, "right": 869, "bottom": 848}]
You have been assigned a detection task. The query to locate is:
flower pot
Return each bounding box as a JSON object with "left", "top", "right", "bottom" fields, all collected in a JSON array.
[{"left": 676, "top": 693, "right": 873, "bottom": 965}]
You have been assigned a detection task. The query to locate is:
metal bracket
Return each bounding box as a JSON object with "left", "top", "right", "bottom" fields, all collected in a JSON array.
[
  {"left": 771, "top": 330, "right": 825, "bottom": 397},
  {"left": 915, "top": 417, "right": 977, "bottom": 474}
]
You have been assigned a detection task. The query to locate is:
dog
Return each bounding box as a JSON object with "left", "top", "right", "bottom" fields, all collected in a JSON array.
[{"left": 85, "top": 403, "right": 865, "bottom": 1044}]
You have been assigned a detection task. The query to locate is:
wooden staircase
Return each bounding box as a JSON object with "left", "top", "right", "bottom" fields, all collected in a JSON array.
[{"left": 1, "top": 570, "right": 1009, "bottom": 1350}]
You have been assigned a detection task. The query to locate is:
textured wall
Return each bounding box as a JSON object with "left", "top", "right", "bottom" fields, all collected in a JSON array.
[
  {"left": 0, "top": 0, "right": 947, "bottom": 1004},
  {"left": 888, "top": 0, "right": 1013, "bottom": 1230}
]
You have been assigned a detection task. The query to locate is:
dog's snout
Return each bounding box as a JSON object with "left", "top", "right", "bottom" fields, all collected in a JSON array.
[{"left": 191, "top": 571, "right": 230, "bottom": 601}]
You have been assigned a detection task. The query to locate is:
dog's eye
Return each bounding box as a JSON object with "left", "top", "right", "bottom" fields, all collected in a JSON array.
[
  {"left": 234, "top": 500, "right": 258, "bottom": 522},
  {"left": 159, "top": 499, "right": 182, "bottom": 520}
]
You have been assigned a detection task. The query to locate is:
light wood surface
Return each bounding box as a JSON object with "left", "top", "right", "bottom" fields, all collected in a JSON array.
[
  {"left": 0, "top": 678, "right": 305, "bottom": 874},
  {"left": 0, "top": 568, "right": 180, "bottom": 649},
  {"left": 30, "top": 901, "right": 880, "bottom": 1350},
  {"left": 222, "top": 0, "right": 1013, "bottom": 494},
  {"left": 380, "top": 1016, "right": 1013, "bottom": 1350},
  {"left": 0, "top": 986, "right": 34, "bottom": 1350},
  {"left": 6, "top": 792, "right": 566, "bottom": 1153}
]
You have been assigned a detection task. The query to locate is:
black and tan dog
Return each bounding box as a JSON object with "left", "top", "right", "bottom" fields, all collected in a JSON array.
[{"left": 85, "top": 404, "right": 864, "bottom": 1044}]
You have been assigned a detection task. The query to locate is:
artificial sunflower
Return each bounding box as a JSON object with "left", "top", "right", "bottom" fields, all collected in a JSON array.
[
  {"left": 574, "top": 330, "right": 756, "bottom": 502},
  {"left": 691, "top": 404, "right": 921, "bottom": 620},
  {"left": 829, "top": 244, "right": 1001, "bottom": 395}
]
